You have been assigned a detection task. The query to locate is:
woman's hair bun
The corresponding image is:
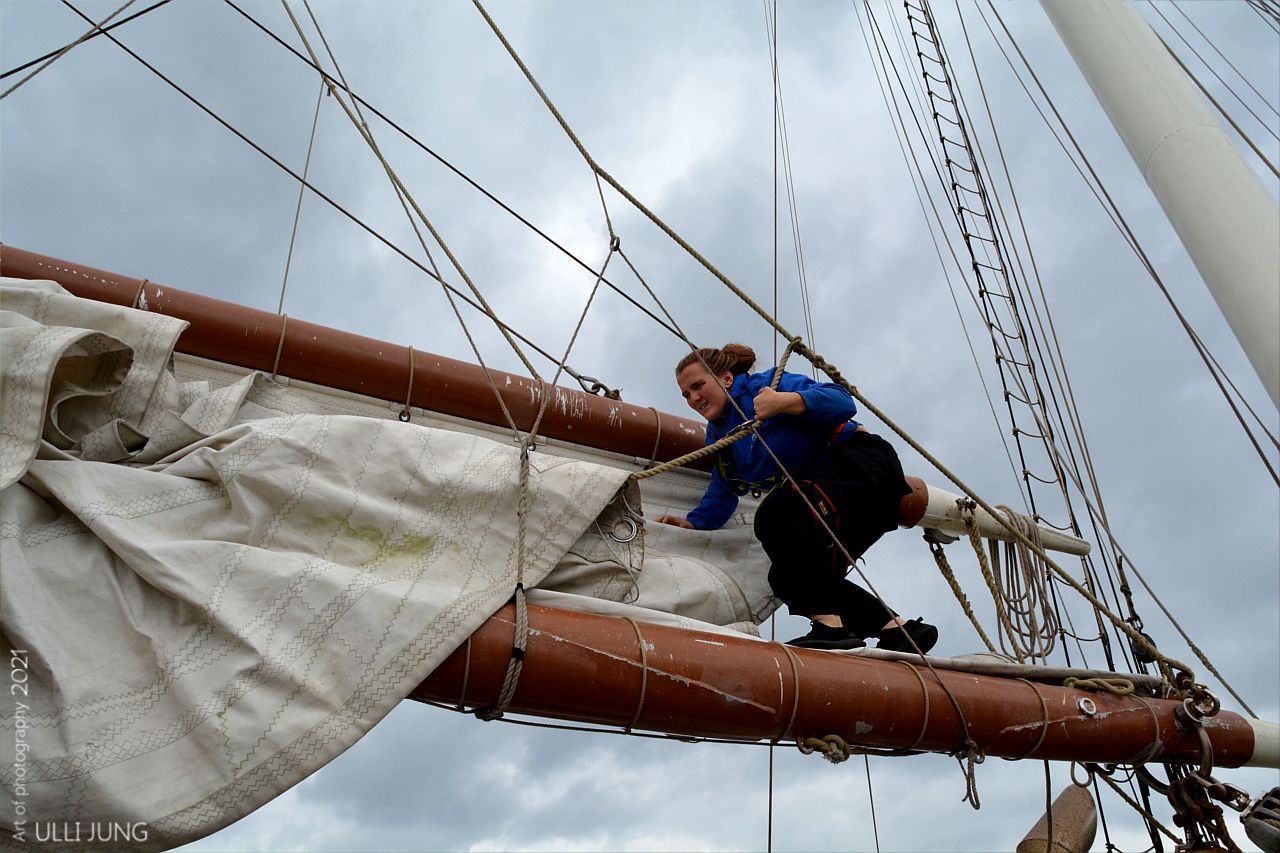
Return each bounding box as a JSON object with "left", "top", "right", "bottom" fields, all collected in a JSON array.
[
  {"left": 721, "top": 343, "right": 756, "bottom": 375},
  {"left": 675, "top": 343, "right": 757, "bottom": 377}
]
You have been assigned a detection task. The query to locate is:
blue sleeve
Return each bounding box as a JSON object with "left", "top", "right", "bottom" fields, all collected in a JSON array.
[
  {"left": 686, "top": 465, "right": 739, "bottom": 530},
  {"left": 775, "top": 371, "right": 858, "bottom": 427}
]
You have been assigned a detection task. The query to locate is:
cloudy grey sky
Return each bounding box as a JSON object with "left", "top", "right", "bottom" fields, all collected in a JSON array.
[{"left": 2, "top": 1, "right": 1277, "bottom": 850}]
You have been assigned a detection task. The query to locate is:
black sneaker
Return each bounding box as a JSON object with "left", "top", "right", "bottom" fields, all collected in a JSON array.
[
  {"left": 877, "top": 618, "right": 938, "bottom": 654},
  {"left": 786, "top": 621, "right": 867, "bottom": 650}
]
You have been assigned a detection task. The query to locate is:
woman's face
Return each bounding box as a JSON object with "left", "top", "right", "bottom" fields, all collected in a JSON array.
[{"left": 677, "top": 363, "right": 735, "bottom": 421}]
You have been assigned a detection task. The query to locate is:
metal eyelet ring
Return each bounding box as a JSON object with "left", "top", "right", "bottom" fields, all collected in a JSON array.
[
  {"left": 1069, "top": 761, "right": 1094, "bottom": 788},
  {"left": 608, "top": 517, "right": 638, "bottom": 544},
  {"left": 1076, "top": 697, "right": 1097, "bottom": 717}
]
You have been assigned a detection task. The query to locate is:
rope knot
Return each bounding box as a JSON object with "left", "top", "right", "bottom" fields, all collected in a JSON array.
[{"left": 798, "top": 734, "right": 852, "bottom": 764}]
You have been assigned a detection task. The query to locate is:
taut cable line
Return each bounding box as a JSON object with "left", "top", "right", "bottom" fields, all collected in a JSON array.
[
  {"left": 1170, "top": 0, "right": 1280, "bottom": 121},
  {"left": 219, "top": 0, "right": 684, "bottom": 344},
  {"left": 281, "top": 0, "right": 540, "bottom": 381},
  {"left": 54, "top": 0, "right": 552, "bottom": 372},
  {"left": 1145, "top": 0, "right": 1280, "bottom": 149},
  {"left": 1, "top": 0, "right": 138, "bottom": 100},
  {"left": 979, "top": 0, "right": 1280, "bottom": 488},
  {"left": 0, "top": 0, "right": 173, "bottom": 83},
  {"left": 277, "top": 77, "right": 325, "bottom": 315},
  {"left": 853, "top": 0, "right": 1029, "bottom": 516}
]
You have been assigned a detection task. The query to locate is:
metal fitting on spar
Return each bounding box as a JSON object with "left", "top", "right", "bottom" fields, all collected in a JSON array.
[{"left": 1245, "top": 719, "right": 1280, "bottom": 769}]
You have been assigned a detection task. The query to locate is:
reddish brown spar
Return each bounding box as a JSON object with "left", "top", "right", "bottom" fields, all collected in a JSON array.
[{"left": 412, "top": 602, "right": 1272, "bottom": 768}]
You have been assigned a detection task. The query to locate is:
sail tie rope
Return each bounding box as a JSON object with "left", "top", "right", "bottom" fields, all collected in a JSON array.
[
  {"left": 472, "top": 230, "right": 619, "bottom": 720},
  {"left": 475, "top": 444, "right": 534, "bottom": 721},
  {"left": 455, "top": 637, "right": 472, "bottom": 712},
  {"left": 623, "top": 617, "right": 649, "bottom": 733},
  {"left": 399, "top": 346, "right": 415, "bottom": 422},
  {"left": 896, "top": 660, "right": 931, "bottom": 751},
  {"left": 776, "top": 644, "right": 803, "bottom": 743},
  {"left": 1013, "top": 678, "right": 1050, "bottom": 761},
  {"left": 132, "top": 278, "right": 150, "bottom": 310},
  {"left": 955, "top": 738, "right": 985, "bottom": 810},
  {"left": 796, "top": 734, "right": 922, "bottom": 764},
  {"left": 271, "top": 315, "right": 289, "bottom": 381},
  {"left": 643, "top": 407, "right": 663, "bottom": 470}
]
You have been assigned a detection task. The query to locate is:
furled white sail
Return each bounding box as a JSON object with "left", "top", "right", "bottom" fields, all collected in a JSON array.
[{"left": 0, "top": 279, "right": 768, "bottom": 850}]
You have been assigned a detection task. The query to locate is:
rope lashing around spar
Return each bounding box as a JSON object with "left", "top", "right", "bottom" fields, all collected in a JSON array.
[{"left": 1064, "top": 676, "right": 1136, "bottom": 696}]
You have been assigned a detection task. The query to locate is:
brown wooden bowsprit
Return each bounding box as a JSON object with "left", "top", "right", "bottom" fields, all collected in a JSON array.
[{"left": 410, "top": 603, "right": 1266, "bottom": 768}]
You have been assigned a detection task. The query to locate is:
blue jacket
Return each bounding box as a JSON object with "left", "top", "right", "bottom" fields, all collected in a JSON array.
[{"left": 686, "top": 368, "right": 859, "bottom": 530}]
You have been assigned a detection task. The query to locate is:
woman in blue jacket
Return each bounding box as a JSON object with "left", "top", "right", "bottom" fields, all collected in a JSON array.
[{"left": 656, "top": 343, "right": 937, "bottom": 653}]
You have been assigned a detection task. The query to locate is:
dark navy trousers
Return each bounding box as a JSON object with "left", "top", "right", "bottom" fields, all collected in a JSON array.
[{"left": 753, "top": 431, "right": 910, "bottom": 637}]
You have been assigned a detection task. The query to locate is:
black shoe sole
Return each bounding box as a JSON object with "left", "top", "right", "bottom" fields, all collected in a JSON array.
[
  {"left": 787, "top": 636, "right": 867, "bottom": 650},
  {"left": 877, "top": 623, "right": 938, "bottom": 654}
]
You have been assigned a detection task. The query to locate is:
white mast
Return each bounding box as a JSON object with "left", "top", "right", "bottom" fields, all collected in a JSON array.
[{"left": 1041, "top": 0, "right": 1280, "bottom": 408}]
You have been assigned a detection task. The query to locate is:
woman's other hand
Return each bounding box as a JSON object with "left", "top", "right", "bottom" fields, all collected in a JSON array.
[
  {"left": 655, "top": 514, "right": 695, "bottom": 529},
  {"left": 752, "top": 387, "right": 805, "bottom": 420}
]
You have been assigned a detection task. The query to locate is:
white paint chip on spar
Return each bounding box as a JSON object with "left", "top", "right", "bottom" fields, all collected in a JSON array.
[
  {"left": 855, "top": 721, "right": 873, "bottom": 735},
  {"left": 694, "top": 639, "right": 726, "bottom": 647}
]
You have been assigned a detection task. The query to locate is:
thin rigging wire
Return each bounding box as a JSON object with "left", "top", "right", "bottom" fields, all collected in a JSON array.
[
  {"left": 1171, "top": 0, "right": 1280, "bottom": 121},
  {"left": 277, "top": 77, "right": 325, "bottom": 315},
  {"left": 1152, "top": 26, "right": 1280, "bottom": 180},
  {"left": 53, "top": 0, "right": 588, "bottom": 382},
  {"left": 978, "top": 0, "right": 1280, "bottom": 488},
  {"left": 1152, "top": 0, "right": 1280, "bottom": 133},
  {"left": 866, "top": 0, "right": 1263, "bottom": 707},
  {"left": 221, "top": 0, "right": 683, "bottom": 344},
  {"left": 769, "top": 0, "right": 779, "bottom": 369},
  {"left": 0, "top": 0, "right": 172, "bottom": 82},
  {"left": 944, "top": 0, "right": 1129, "bottom": 668},
  {"left": 1, "top": 0, "right": 137, "bottom": 100},
  {"left": 762, "top": 9, "right": 778, "bottom": 850},
  {"left": 764, "top": 1, "right": 818, "bottom": 375},
  {"left": 852, "top": 0, "right": 1029, "bottom": 512},
  {"left": 1244, "top": 0, "right": 1280, "bottom": 33}
]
